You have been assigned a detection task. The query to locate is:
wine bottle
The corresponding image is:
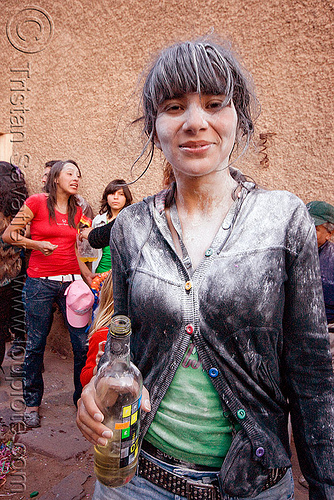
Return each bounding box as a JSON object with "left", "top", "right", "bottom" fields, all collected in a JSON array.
[{"left": 94, "top": 315, "right": 143, "bottom": 487}]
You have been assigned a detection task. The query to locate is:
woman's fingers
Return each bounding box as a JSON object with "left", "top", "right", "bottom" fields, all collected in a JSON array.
[
  {"left": 47, "top": 243, "right": 58, "bottom": 254},
  {"left": 98, "top": 341, "right": 107, "bottom": 352},
  {"left": 80, "top": 227, "right": 92, "bottom": 240},
  {"left": 77, "top": 379, "right": 151, "bottom": 446},
  {"left": 38, "top": 241, "right": 58, "bottom": 255},
  {"left": 76, "top": 397, "right": 111, "bottom": 445},
  {"left": 95, "top": 341, "right": 106, "bottom": 366},
  {"left": 95, "top": 350, "right": 104, "bottom": 366},
  {"left": 80, "top": 377, "right": 102, "bottom": 418},
  {"left": 76, "top": 377, "right": 112, "bottom": 445},
  {"left": 142, "top": 385, "right": 151, "bottom": 413}
]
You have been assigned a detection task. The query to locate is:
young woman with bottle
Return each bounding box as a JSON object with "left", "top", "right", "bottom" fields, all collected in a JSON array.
[{"left": 76, "top": 38, "right": 334, "bottom": 500}]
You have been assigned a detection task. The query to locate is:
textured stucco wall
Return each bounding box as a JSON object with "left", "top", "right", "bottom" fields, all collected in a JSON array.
[{"left": 1, "top": 0, "right": 333, "bottom": 211}]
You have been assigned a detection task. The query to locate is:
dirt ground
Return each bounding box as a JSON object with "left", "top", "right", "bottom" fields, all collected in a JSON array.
[
  {"left": 0, "top": 345, "right": 95, "bottom": 499},
  {"left": 0, "top": 343, "right": 309, "bottom": 500}
]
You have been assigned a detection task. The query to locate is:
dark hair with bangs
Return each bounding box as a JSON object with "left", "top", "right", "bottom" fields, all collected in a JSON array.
[
  {"left": 99, "top": 179, "right": 133, "bottom": 217},
  {"left": 45, "top": 160, "right": 81, "bottom": 228},
  {"left": 135, "top": 37, "right": 258, "bottom": 171}
]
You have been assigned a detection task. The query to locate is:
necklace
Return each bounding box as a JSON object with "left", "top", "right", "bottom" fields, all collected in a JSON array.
[{"left": 55, "top": 204, "right": 68, "bottom": 214}]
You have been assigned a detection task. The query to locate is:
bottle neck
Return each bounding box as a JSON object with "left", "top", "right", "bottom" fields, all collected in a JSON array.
[{"left": 108, "top": 334, "right": 131, "bottom": 363}]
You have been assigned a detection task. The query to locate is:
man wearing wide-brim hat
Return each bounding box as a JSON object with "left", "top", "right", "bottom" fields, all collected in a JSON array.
[{"left": 307, "top": 200, "right": 334, "bottom": 369}]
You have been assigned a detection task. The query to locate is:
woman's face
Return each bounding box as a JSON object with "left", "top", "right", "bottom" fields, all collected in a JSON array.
[
  {"left": 56, "top": 163, "right": 80, "bottom": 195},
  {"left": 107, "top": 189, "right": 126, "bottom": 213},
  {"left": 154, "top": 93, "right": 238, "bottom": 179}
]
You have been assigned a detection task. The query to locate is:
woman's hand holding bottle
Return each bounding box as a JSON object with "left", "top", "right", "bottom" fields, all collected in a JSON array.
[{"left": 76, "top": 380, "right": 151, "bottom": 446}]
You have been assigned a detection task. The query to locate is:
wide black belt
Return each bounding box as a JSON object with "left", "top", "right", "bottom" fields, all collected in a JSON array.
[
  {"left": 138, "top": 454, "right": 221, "bottom": 500},
  {"left": 139, "top": 441, "right": 288, "bottom": 499},
  {"left": 142, "top": 440, "right": 220, "bottom": 471}
]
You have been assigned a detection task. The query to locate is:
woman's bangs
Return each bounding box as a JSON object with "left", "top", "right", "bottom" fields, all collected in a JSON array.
[{"left": 154, "top": 44, "right": 233, "bottom": 106}]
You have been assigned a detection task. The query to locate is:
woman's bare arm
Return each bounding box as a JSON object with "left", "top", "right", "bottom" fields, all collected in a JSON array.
[{"left": 2, "top": 204, "right": 58, "bottom": 256}]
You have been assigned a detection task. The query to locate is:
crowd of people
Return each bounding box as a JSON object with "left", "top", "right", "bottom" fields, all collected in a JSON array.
[
  {"left": 1, "top": 159, "right": 133, "bottom": 429},
  {"left": 1, "top": 35, "right": 333, "bottom": 500}
]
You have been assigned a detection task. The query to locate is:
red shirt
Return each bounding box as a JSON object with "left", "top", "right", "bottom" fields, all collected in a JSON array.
[
  {"left": 80, "top": 326, "right": 108, "bottom": 387},
  {"left": 25, "top": 193, "right": 82, "bottom": 278}
]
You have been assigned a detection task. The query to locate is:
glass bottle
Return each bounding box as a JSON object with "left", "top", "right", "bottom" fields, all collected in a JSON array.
[
  {"left": 76, "top": 234, "right": 98, "bottom": 262},
  {"left": 94, "top": 315, "right": 143, "bottom": 488}
]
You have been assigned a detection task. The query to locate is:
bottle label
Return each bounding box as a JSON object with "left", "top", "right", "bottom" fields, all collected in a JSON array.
[{"left": 114, "top": 396, "right": 141, "bottom": 468}]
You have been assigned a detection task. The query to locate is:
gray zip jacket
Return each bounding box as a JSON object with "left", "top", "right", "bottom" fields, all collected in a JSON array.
[{"left": 109, "top": 171, "right": 334, "bottom": 499}]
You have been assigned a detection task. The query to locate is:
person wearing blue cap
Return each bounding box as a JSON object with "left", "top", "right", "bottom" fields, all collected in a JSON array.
[{"left": 307, "top": 201, "right": 334, "bottom": 369}]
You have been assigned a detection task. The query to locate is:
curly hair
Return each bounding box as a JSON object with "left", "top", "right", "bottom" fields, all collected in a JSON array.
[
  {"left": 0, "top": 162, "right": 28, "bottom": 283},
  {"left": 0, "top": 162, "right": 28, "bottom": 218}
]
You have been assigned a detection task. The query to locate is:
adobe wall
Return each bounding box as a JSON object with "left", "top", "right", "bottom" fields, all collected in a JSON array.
[
  {"left": 1, "top": 0, "right": 333, "bottom": 354},
  {"left": 1, "top": 0, "right": 333, "bottom": 206}
]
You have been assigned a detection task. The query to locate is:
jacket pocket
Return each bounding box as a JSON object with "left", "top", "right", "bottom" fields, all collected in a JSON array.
[
  {"left": 219, "top": 429, "right": 268, "bottom": 498},
  {"left": 257, "top": 358, "right": 285, "bottom": 405}
]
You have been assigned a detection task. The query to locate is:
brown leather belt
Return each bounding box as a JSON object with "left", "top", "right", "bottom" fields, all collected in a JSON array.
[{"left": 139, "top": 442, "right": 288, "bottom": 499}]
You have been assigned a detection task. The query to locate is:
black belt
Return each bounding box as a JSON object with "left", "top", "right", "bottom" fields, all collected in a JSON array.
[
  {"left": 142, "top": 440, "right": 220, "bottom": 471},
  {"left": 138, "top": 454, "right": 221, "bottom": 500},
  {"left": 139, "top": 441, "right": 288, "bottom": 499}
]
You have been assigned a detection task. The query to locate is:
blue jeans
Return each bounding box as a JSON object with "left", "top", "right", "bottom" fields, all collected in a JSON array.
[
  {"left": 93, "top": 450, "right": 294, "bottom": 500},
  {"left": 22, "top": 277, "right": 88, "bottom": 407}
]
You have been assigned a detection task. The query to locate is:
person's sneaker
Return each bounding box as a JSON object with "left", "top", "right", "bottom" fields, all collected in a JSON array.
[{"left": 23, "top": 411, "right": 40, "bottom": 428}]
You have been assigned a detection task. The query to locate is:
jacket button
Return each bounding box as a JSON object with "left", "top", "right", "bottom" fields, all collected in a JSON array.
[
  {"left": 255, "top": 447, "right": 265, "bottom": 457},
  {"left": 223, "top": 410, "right": 231, "bottom": 418},
  {"left": 209, "top": 368, "right": 219, "bottom": 378},
  {"left": 185, "top": 324, "right": 194, "bottom": 335},
  {"left": 237, "top": 409, "right": 246, "bottom": 420},
  {"left": 205, "top": 248, "right": 213, "bottom": 257},
  {"left": 185, "top": 281, "right": 192, "bottom": 291}
]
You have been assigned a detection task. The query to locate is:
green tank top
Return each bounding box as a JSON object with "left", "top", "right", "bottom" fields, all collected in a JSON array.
[
  {"left": 96, "top": 245, "right": 111, "bottom": 273},
  {"left": 145, "top": 340, "right": 238, "bottom": 468}
]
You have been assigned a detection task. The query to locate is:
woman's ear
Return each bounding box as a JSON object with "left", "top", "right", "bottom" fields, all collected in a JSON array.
[{"left": 153, "top": 134, "right": 161, "bottom": 150}]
